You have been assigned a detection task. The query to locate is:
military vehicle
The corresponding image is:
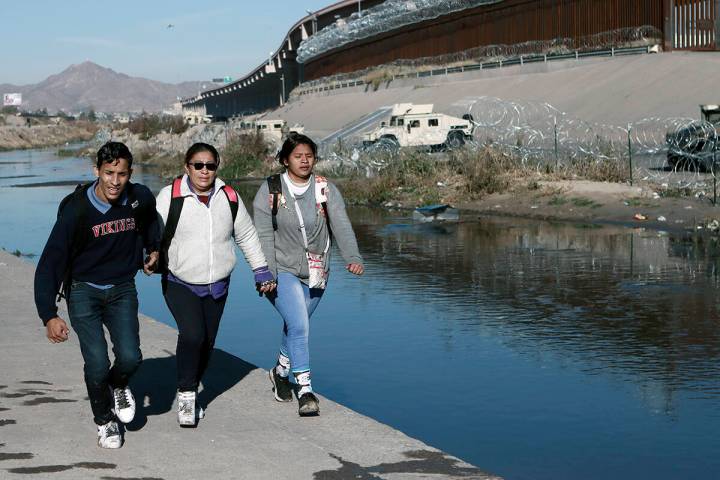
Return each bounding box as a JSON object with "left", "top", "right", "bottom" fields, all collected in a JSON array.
[
  {"left": 362, "top": 103, "right": 475, "bottom": 151},
  {"left": 666, "top": 104, "right": 719, "bottom": 171},
  {"left": 236, "top": 119, "right": 305, "bottom": 145}
]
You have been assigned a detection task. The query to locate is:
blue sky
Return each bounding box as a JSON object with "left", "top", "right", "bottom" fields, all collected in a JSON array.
[{"left": 0, "top": 0, "right": 332, "bottom": 85}]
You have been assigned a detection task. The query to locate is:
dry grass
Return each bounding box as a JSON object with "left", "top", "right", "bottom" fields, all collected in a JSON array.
[
  {"left": 335, "top": 145, "right": 632, "bottom": 207},
  {"left": 127, "top": 114, "right": 188, "bottom": 140},
  {"left": 221, "top": 131, "right": 275, "bottom": 179}
]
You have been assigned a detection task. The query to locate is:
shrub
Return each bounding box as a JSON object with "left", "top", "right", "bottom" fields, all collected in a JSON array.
[
  {"left": 221, "top": 131, "right": 272, "bottom": 178},
  {"left": 128, "top": 114, "right": 188, "bottom": 140}
]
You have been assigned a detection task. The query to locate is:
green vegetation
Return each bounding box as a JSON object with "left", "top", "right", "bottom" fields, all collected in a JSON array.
[
  {"left": 549, "top": 196, "right": 568, "bottom": 206},
  {"left": 128, "top": 114, "right": 188, "bottom": 140},
  {"left": 78, "top": 108, "right": 96, "bottom": 122},
  {"left": 335, "top": 146, "right": 515, "bottom": 206},
  {"left": 659, "top": 186, "right": 694, "bottom": 198},
  {"left": 221, "top": 131, "right": 274, "bottom": 179},
  {"left": 56, "top": 147, "right": 85, "bottom": 157},
  {"left": 328, "top": 142, "right": 632, "bottom": 208},
  {"left": 624, "top": 197, "right": 653, "bottom": 207},
  {"left": 570, "top": 197, "right": 602, "bottom": 208}
]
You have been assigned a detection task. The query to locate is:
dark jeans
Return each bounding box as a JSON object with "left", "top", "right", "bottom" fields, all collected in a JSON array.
[
  {"left": 68, "top": 280, "right": 142, "bottom": 425},
  {"left": 163, "top": 281, "right": 228, "bottom": 392}
]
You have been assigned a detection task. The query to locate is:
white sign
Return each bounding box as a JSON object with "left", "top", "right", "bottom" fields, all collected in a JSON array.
[{"left": 3, "top": 93, "right": 21, "bottom": 106}]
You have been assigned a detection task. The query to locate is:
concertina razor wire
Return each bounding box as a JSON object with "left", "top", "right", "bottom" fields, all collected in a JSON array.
[
  {"left": 296, "top": 0, "right": 661, "bottom": 65},
  {"left": 319, "top": 96, "right": 719, "bottom": 190}
]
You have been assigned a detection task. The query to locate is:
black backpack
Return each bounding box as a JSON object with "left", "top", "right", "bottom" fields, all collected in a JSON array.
[
  {"left": 158, "top": 176, "right": 239, "bottom": 274},
  {"left": 55, "top": 182, "right": 153, "bottom": 301}
]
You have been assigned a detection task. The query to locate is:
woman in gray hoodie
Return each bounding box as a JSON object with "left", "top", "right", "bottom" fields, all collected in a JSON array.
[{"left": 253, "top": 133, "right": 364, "bottom": 416}]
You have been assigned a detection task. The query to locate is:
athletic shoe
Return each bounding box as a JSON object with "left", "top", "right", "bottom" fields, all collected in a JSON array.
[
  {"left": 298, "top": 392, "right": 320, "bottom": 416},
  {"left": 112, "top": 387, "right": 136, "bottom": 424},
  {"left": 269, "top": 368, "right": 293, "bottom": 402},
  {"left": 97, "top": 420, "right": 122, "bottom": 449},
  {"left": 177, "top": 391, "right": 196, "bottom": 427}
]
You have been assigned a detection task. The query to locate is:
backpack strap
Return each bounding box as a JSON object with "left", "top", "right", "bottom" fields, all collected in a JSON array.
[
  {"left": 57, "top": 182, "right": 92, "bottom": 302},
  {"left": 267, "top": 174, "right": 282, "bottom": 231},
  {"left": 314, "top": 176, "right": 331, "bottom": 238},
  {"left": 159, "top": 176, "right": 186, "bottom": 273},
  {"left": 221, "top": 185, "right": 239, "bottom": 223}
]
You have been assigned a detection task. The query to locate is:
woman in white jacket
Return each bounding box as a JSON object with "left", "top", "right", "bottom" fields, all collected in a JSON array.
[{"left": 156, "top": 142, "right": 276, "bottom": 427}]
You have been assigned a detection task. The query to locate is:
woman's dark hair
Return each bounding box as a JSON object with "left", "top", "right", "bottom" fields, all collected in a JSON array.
[
  {"left": 185, "top": 142, "right": 220, "bottom": 165},
  {"left": 96, "top": 141, "right": 133, "bottom": 168},
  {"left": 277, "top": 132, "right": 317, "bottom": 165}
]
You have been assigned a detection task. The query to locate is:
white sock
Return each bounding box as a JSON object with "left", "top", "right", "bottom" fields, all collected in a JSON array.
[
  {"left": 276, "top": 353, "right": 290, "bottom": 378},
  {"left": 294, "top": 371, "right": 312, "bottom": 396}
]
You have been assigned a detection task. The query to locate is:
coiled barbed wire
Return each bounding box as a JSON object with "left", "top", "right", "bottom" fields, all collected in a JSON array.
[
  {"left": 319, "top": 97, "right": 719, "bottom": 188},
  {"left": 294, "top": 26, "right": 661, "bottom": 93}
]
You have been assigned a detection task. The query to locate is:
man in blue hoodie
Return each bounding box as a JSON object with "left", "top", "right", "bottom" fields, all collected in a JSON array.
[{"left": 34, "top": 141, "right": 160, "bottom": 449}]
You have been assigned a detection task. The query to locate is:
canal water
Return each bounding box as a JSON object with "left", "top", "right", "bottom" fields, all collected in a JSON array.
[{"left": 2, "top": 148, "right": 719, "bottom": 480}]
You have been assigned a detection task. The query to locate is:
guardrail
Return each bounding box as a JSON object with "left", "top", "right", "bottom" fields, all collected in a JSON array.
[{"left": 293, "top": 44, "right": 659, "bottom": 97}]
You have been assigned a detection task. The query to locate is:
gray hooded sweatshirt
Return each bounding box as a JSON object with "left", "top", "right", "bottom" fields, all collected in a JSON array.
[{"left": 252, "top": 174, "right": 363, "bottom": 282}]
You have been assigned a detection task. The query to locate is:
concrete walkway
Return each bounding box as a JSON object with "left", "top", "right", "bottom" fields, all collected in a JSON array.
[{"left": 0, "top": 251, "right": 499, "bottom": 480}]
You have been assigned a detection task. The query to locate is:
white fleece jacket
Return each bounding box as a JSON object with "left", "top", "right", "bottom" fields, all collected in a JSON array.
[{"left": 156, "top": 175, "right": 267, "bottom": 284}]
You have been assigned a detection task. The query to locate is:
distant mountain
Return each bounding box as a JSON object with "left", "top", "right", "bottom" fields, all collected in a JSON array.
[{"left": 0, "top": 62, "right": 205, "bottom": 113}]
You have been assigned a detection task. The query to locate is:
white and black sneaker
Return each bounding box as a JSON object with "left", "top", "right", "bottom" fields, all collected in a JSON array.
[
  {"left": 112, "top": 387, "right": 136, "bottom": 424},
  {"left": 269, "top": 368, "right": 293, "bottom": 402},
  {"left": 97, "top": 420, "right": 122, "bottom": 449},
  {"left": 298, "top": 392, "right": 320, "bottom": 417},
  {"left": 177, "top": 391, "right": 196, "bottom": 427}
]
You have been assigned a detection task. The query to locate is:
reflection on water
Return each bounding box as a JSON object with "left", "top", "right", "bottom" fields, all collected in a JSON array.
[
  {"left": 363, "top": 213, "right": 720, "bottom": 400},
  {"left": 2, "top": 148, "right": 719, "bottom": 480}
]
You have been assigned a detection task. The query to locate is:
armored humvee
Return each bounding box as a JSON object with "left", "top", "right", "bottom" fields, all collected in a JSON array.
[{"left": 363, "top": 104, "right": 475, "bottom": 151}]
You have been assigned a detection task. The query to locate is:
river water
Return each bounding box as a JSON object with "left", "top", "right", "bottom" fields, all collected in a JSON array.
[{"left": 1, "top": 148, "right": 719, "bottom": 480}]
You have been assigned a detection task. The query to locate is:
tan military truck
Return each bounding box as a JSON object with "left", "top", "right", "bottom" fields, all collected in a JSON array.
[
  {"left": 253, "top": 119, "right": 305, "bottom": 144},
  {"left": 362, "top": 103, "right": 475, "bottom": 151}
]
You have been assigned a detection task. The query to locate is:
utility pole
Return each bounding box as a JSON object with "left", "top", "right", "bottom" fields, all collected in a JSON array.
[{"left": 280, "top": 74, "right": 286, "bottom": 106}]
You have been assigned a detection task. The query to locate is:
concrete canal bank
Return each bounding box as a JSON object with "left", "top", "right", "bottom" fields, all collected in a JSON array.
[{"left": 0, "top": 250, "right": 498, "bottom": 480}]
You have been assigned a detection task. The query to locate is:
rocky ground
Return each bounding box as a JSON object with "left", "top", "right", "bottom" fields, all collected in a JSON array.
[{"left": 0, "top": 123, "right": 96, "bottom": 150}]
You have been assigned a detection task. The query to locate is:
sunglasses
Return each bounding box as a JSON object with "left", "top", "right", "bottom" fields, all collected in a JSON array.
[{"left": 188, "top": 162, "right": 218, "bottom": 171}]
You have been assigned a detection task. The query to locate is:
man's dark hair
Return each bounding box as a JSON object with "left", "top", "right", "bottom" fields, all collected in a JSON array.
[
  {"left": 185, "top": 142, "right": 220, "bottom": 165},
  {"left": 96, "top": 141, "right": 133, "bottom": 169},
  {"left": 277, "top": 132, "right": 317, "bottom": 165}
]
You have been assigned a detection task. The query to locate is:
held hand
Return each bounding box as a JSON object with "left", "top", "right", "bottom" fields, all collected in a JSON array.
[
  {"left": 259, "top": 281, "right": 277, "bottom": 294},
  {"left": 143, "top": 251, "right": 159, "bottom": 275},
  {"left": 253, "top": 266, "right": 275, "bottom": 296},
  {"left": 347, "top": 263, "right": 364, "bottom": 276},
  {"left": 256, "top": 280, "right": 277, "bottom": 297},
  {"left": 46, "top": 317, "right": 70, "bottom": 343}
]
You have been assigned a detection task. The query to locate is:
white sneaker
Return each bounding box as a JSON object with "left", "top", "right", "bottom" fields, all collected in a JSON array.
[
  {"left": 112, "top": 387, "right": 136, "bottom": 424},
  {"left": 177, "top": 391, "right": 196, "bottom": 426},
  {"left": 97, "top": 420, "right": 122, "bottom": 449}
]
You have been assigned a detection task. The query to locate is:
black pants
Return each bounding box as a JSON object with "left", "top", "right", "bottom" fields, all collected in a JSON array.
[{"left": 163, "top": 281, "right": 228, "bottom": 392}]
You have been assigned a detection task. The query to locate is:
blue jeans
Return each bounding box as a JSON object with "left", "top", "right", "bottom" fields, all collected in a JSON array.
[
  {"left": 268, "top": 272, "right": 324, "bottom": 373},
  {"left": 68, "top": 280, "right": 142, "bottom": 425}
]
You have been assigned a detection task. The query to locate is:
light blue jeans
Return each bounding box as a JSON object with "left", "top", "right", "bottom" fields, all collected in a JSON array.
[{"left": 268, "top": 272, "right": 324, "bottom": 373}]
